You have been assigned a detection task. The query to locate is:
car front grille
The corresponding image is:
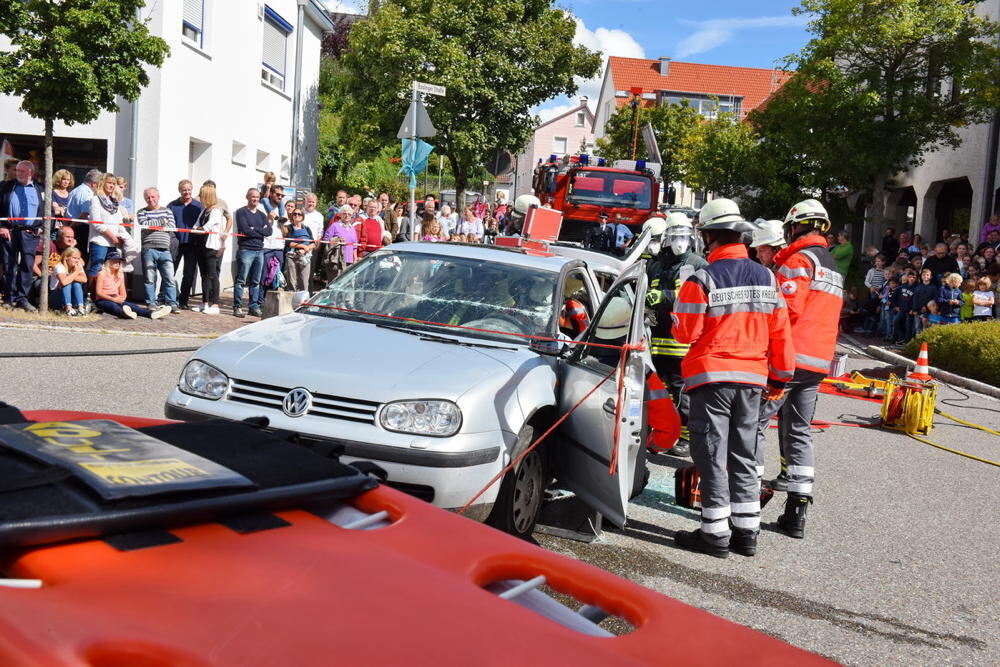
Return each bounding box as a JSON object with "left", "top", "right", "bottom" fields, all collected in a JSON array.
[{"left": 228, "top": 378, "right": 381, "bottom": 425}]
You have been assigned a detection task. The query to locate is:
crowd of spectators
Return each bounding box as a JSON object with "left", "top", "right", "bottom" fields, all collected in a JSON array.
[
  {"left": 847, "top": 224, "right": 1000, "bottom": 346},
  {"left": 0, "top": 158, "right": 515, "bottom": 321}
]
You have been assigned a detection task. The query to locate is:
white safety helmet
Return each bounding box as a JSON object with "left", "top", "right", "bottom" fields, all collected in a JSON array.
[
  {"left": 750, "top": 220, "right": 787, "bottom": 248},
  {"left": 664, "top": 212, "right": 693, "bottom": 237},
  {"left": 513, "top": 194, "right": 541, "bottom": 216},
  {"left": 697, "top": 198, "right": 754, "bottom": 233},
  {"left": 784, "top": 198, "right": 831, "bottom": 233},
  {"left": 642, "top": 216, "right": 668, "bottom": 238},
  {"left": 595, "top": 296, "right": 632, "bottom": 340}
]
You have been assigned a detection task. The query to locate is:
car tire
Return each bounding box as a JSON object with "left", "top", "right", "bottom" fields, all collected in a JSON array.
[{"left": 487, "top": 424, "right": 545, "bottom": 539}]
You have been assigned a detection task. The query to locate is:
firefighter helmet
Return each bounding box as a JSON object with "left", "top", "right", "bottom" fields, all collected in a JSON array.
[
  {"left": 697, "top": 198, "right": 753, "bottom": 233},
  {"left": 664, "top": 212, "right": 693, "bottom": 237},
  {"left": 784, "top": 198, "right": 831, "bottom": 233},
  {"left": 750, "top": 220, "right": 787, "bottom": 248},
  {"left": 595, "top": 296, "right": 632, "bottom": 340},
  {"left": 513, "top": 194, "right": 541, "bottom": 216},
  {"left": 642, "top": 216, "right": 668, "bottom": 238}
]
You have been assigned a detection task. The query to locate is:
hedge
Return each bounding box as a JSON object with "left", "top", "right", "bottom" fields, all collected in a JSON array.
[{"left": 904, "top": 321, "right": 1000, "bottom": 387}]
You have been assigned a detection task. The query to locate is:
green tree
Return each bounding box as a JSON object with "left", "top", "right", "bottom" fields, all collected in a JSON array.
[
  {"left": 0, "top": 0, "right": 168, "bottom": 312},
  {"left": 334, "top": 0, "right": 600, "bottom": 210},
  {"left": 595, "top": 100, "right": 701, "bottom": 188},
  {"left": 755, "top": 0, "right": 1000, "bottom": 242},
  {"left": 681, "top": 114, "right": 759, "bottom": 200}
]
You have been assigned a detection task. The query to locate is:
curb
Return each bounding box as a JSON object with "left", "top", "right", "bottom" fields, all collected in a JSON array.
[{"left": 863, "top": 344, "right": 1000, "bottom": 400}]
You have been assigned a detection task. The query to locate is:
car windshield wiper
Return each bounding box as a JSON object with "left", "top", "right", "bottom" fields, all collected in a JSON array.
[{"left": 413, "top": 330, "right": 518, "bottom": 351}]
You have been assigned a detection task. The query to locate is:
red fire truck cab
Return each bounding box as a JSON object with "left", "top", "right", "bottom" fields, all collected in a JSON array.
[{"left": 532, "top": 154, "right": 660, "bottom": 243}]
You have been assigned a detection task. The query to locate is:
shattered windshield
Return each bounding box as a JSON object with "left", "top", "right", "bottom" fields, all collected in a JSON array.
[
  {"left": 303, "top": 250, "right": 558, "bottom": 343},
  {"left": 566, "top": 170, "right": 653, "bottom": 210}
]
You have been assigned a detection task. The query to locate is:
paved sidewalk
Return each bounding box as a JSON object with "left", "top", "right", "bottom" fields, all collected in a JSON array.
[{"left": 0, "top": 291, "right": 257, "bottom": 338}]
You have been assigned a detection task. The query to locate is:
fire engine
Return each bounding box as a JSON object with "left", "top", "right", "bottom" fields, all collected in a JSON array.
[{"left": 532, "top": 153, "right": 660, "bottom": 243}]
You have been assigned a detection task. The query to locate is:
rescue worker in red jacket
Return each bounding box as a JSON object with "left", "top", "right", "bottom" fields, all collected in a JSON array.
[
  {"left": 757, "top": 198, "right": 843, "bottom": 539},
  {"left": 671, "top": 199, "right": 795, "bottom": 558}
]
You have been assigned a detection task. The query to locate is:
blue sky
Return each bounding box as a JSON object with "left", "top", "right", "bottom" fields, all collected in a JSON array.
[{"left": 321, "top": 0, "right": 814, "bottom": 119}]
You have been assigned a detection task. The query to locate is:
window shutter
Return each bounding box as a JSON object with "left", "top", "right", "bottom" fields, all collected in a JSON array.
[
  {"left": 262, "top": 17, "right": 286, "bottom": 75},
  {"left": 183, "top": 0, "right": 203, "bottom": 30}
]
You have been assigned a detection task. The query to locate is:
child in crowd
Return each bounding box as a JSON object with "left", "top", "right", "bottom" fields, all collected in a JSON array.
[
  {"left": 892, "top": 270, "right": 917, "bottom": 344},
  {"left": 858, "top": 254, "right": 887, "bottom": 335},
  {"left": 923, "top": 300, "right": 947, "bottom": 328},
  {"left": 451, "top": 233, "right": 467, "bottom": 244},
  {"left": 421, "top": 217, "right": 447, "bottom": 242},
  {"left": 93, "top": 251, "right": 170, "bottom": 320},
  {"left": 937, "top": 273, "right": 963, "bottom": 324},
  {"left": 841, "top": 288, "right": 862, "bottom": 333},
  {"left": 972, "top": 277, "right": 995, "bottom": 321},
  {"left": 960, "top": 278, "right": 976, "bottom": 322},
  {"left": 54, "top": 247, "right": 87, "bottom": 316},
  {"left": 912, "top": 268, "right": 938, "bottom": 336},
  {"left": 880, "top": 275, "right": 900, "bottom": 340}
]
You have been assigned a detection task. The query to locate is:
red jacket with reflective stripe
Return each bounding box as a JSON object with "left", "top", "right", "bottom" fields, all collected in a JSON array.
[
  {"left": 672, "top": 244, "right": 795, "bottom": 392},
  {"left": 772, "top": 235, "right": 843, "bottom": 374}
]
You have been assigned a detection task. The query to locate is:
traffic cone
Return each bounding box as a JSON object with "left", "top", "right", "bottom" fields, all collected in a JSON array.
[{"left": 907, "top": 342, "right": 932, "bottom": 382}]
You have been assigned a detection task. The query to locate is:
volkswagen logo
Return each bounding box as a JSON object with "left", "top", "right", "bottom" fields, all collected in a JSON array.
[{"left": 282, "top": 388, "right": 312, "bottom": 418}]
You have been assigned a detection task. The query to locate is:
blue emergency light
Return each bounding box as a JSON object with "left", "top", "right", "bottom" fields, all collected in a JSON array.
[
  {"left": 579, "top": 154, "right": 589, "bottom": 166},
  {"left": 549, "top": 154, "right": 558, "bottom": 163},
  {"left": 597, "top": 157, "right": 606, "bottom": 167},
  {"left": 636, "top": 159, "right": 646, "bottom": 171}
]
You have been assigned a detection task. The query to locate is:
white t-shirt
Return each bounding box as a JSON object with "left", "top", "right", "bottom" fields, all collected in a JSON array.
[
  {"left": 303, "top": 210, "right": 324, "bottom": 241},
  {"left": 89, "top": 196, "right": 125, "bottom": 247},
  {"left": 973, "top": 290, "right": 994, "bottom": 317}
]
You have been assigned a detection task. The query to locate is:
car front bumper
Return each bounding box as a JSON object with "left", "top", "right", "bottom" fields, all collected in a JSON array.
[{"left": 165, "top": 390, "right": 508, "bottom": 510}]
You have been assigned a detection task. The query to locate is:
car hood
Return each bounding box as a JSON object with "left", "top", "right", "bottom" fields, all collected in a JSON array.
[{"left": 196, "top": 313, "right": 532, "bottom": 402}]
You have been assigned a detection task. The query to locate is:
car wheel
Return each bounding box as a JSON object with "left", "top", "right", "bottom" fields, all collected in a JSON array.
[{"left": 487, "top": 426, "right": 545, "bottom": 539}]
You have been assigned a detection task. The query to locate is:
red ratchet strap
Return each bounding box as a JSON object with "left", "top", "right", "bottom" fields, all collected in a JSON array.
[{"left": 0, "top": 216, "right": 371, "bottom": 250}]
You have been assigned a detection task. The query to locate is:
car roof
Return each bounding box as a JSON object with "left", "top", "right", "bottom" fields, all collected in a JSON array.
[{"left": 385, "top": 242, "right": 575, "bottom": 273}]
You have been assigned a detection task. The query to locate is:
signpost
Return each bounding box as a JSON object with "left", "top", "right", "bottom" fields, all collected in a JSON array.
[{"left": 398, "top": 81, "right": 445, "bottom": 236}]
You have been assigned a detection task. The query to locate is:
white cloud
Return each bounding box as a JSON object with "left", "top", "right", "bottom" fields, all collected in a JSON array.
[
  {"left": 537, "top": 103, "right": 578, "bottom": 123},
  {"left": 674, "top": 15, "right": 810, "bottom": 59},
  {"left": 572, "top": 17, "right": 645, "bottom": 108},
  {"left": 320, "top": 0, "right": 365, "bottom": 14}
]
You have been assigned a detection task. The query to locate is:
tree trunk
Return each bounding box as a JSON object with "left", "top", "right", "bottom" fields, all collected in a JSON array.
[
  {"left": 39, "top": 118, "right": 53, "bottom": 314},
  {"left": 449, "top": 154, "right": 467, "bottom": 213},
  {"left": 864, "top": 172, "right": 888, "bottom": 251}
]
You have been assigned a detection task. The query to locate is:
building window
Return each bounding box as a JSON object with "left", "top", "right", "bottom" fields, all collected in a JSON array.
[
  {"left": 182, "top": 0, "right": 205, "bottom": 47},
  {"left": 261, "top": 6, "right": 293, "bottom": 91},
  {"left": 232, "top": 141, "right": 247, "bottom": 166},
  {"left": 576, "top": 112, "right": 586, "bottom": 127},
  {"left": 256, "top": 150, "right": 270, "bottom": 173},
  {"left": 552, "top": 137, "right": 568, "bottom": 156},
  {"left": 280, "top": 154, "right": 290, "bottom": 181}
]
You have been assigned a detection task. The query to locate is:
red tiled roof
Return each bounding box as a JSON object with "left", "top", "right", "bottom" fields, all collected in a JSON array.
[{"left": 607, "top": 57, "right": 792, "bottom": 117}]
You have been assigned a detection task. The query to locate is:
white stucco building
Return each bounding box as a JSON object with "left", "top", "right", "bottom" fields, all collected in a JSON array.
[
  {"left": 513, "top": 98, "right": 595, "bottom": 198},
  {"left": 1, "top": 0, "right": 333, "bottom": 203},
  {"left": 876, "top": 0, "right": 1000, "bottom": 247}
]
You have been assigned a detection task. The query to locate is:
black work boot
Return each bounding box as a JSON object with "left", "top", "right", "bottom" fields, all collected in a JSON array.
[
  {"left": 674, "top": 529, "right": 729, "bottom": 559},
  {"left": 729, "top": 528, "right": 757, "bottom": 557},
  {"left": 776, "top": 493, "right": 812, "bottom": 539}
]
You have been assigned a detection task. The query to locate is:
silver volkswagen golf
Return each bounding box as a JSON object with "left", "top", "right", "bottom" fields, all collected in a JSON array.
[{"left": 166, "top": 242, "right": 649, "bottom": 537}]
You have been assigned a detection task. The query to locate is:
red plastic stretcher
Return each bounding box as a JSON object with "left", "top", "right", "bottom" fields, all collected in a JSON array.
[{"left": 0, "top": 411, "right": 834, "bottom": 666}]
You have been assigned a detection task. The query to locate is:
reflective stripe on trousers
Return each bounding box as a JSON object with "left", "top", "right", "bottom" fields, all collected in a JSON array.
[
  {"left": 756, "top": 375, "right": 821, "bottom": 495},
  {"left": 688, "top": 384, "right": 764, "bottom": 544}
]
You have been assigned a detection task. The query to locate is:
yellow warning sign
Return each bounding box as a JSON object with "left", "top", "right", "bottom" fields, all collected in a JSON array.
[{"left": 78, "top": 458, "right": 213, "bottom": 487}]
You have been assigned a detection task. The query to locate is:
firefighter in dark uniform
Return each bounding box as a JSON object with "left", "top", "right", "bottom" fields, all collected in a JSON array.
[
  {"left": 645, "top": 213, "right": 707, "bottom": 457},
  {"left": 671, "top": 199, "right": 794, "bottom": 558},
  {"left": 757, "top": 198, "right": 843, "bottom": 539}
]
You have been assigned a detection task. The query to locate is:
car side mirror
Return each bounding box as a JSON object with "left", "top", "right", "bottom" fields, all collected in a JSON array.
[{"left": 529, "top": 337, "right": 566, "bottom": 356}]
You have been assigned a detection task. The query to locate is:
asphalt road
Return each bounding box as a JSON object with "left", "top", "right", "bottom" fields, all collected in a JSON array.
[{"left": 3, "top": 327, "right": 998, "bottom": 665}]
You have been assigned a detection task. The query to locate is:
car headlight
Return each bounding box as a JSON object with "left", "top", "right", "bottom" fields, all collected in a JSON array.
[
  {"left": 380, "top": 400, "right": 462, "bottom": 437},
  {"left": 178, "top": 360, "right": 229, "bottom": 400}
]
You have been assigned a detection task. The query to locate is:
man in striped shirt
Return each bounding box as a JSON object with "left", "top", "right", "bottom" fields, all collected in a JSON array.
[{"left": 137, "top": 187, "right": 178, "bottom": 312}]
